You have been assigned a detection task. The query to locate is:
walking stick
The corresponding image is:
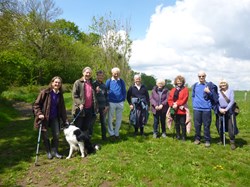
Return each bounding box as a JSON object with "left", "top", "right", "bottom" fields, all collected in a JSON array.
[
  {"left": 35, "top": 122, "right": 42, "bottom": 166},
  {"left": 222, "top": 115, "right": 226, "bottom": 146}
]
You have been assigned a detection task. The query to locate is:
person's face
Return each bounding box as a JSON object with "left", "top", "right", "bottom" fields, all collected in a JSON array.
[
  {"left": 83, "top": 69, "right": 92, "bottom": 80},
  {"left": 97, "top": 73, "right": 104, "bottom": 82},
  {"left": 134, "top": 77, "right": 141, "bottom": 85},
  {"left": 176, "top": 79, "right": 183, "bottom": 87},
  {"left": 52, "top": 78, "right": 62, "bottom": 91},
  {"left": 220, "top": 84, "right": 227, "bottom": 91},
  {"left": 157, "top": 82, "right": 164, "bottom": 88},
  {"left": 112, "top": 71, "right": 120, "bottom": 80},
  {"left": 198, "top": 73, "right": 206, "bottom": 83}
]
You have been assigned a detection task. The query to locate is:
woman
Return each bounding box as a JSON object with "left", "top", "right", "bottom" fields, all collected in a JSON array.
[
  {"left": 167, "top": 75, "right": 189, "bottom": 141},
  {"left": 127, "top": 74, "right": 150, "bottom": 136},
  {"left": 216, "top": 79, "right": 238, "bottom": 150},
  {"left": 150, "top": 79, "right": 169, "bottom": 138},
  {"left": 33, "top": 76, "right": 68, "bottom": 159}
]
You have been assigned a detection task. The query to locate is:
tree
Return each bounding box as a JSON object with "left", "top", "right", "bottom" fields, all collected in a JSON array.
[{"left": 89, "top": 12, "right": 132, "bottom": 85}]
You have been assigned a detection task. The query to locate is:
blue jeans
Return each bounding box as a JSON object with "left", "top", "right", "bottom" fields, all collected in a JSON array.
[
  {"left": 153, "top": 111, "right": 166, "bottom": 134},
  {"left": 193, "top": 110, "right": 211, "bottom": 142}
]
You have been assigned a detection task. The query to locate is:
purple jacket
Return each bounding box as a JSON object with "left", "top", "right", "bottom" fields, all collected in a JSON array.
[{"left": 150, "top": 86, "right": 169, "bottom": 114}]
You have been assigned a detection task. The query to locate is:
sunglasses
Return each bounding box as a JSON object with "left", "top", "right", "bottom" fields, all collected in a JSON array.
[{"left": 198, "top": 75, "right": 205, "bottom": 78}]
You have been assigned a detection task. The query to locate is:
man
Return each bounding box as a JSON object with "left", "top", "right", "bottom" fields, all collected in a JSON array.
[
  {"left": 192, "top": 71, "right": 218, "bottom": 147},
  {"left": 92, "top": 70, "right": 109, "bottom": 140},
  {"left": 106, "top": 67, "right": 126, "bottom": 140},
  {"left": 72, "top": 67, "right": 98, "bottom": 137}
]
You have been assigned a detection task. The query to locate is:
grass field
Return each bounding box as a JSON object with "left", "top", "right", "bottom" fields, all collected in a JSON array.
[{"left": 0, "top": 87, "right": 249, "bottom": 186}]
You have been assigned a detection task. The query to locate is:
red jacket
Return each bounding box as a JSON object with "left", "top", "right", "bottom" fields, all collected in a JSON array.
[{"left": 168, "top": 87, "right": 189, "bottom": 115}]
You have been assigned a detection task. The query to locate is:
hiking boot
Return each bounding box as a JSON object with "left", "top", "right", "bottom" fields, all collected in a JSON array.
[
  {"left": 230, "top": 143, "right": 236, "bottom": 150},
  {"left": 153, "top": 133, "right": 157, "bottom": 138},
  {"left": 47, "top": 152, "right": 53, "bottom": 159},
  {"left": 205, "top": 141, "right": 211, "bottom": 148},
  {"left": 162, "top": 133, "right": 167, "bottom": 138},
  {"left": 54, "top": 152, "right": 63, "bottom": 159},
  {"left": 194, "top": 139, "right": 200, "bottom": 145}
]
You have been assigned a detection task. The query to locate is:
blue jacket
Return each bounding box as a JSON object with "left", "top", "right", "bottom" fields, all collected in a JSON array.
[
  {"left": 106, "top": 78, "right": 126, "bottom": 103},
  {"left": 192, "top": 82, "right": 219, "bottom": 113}
]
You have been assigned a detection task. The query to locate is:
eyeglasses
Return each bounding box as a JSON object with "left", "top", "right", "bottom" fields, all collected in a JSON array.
[{"left": 198, "top": 75, "right": 205, "bottom": 78}]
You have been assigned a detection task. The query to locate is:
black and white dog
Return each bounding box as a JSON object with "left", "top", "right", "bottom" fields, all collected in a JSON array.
[{"left": 63, "top": 124, "right": 100, "bottom": 159}]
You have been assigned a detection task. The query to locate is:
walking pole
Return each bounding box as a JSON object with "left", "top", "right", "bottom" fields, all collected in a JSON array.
[
  {"left": 35, "top": 122, "right": 42, "bottom": 166},
  {"left": 222, "top": 115, "right": 226, "bottom": 146}
]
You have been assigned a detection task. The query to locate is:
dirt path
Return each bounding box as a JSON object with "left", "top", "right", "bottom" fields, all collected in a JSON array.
[{"left": 12, "top": 101, "right": 33, "bottom": 118}]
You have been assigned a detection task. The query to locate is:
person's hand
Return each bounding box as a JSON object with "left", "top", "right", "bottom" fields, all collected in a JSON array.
[
  {"left": 104, "top": 106, "right": 109, "bottom": 114},
  {"left": 158, "top": 104, "right": 163, "bottom": 110},
  {"left": 219, "top": 108, "right": 227, "bottom": 114},
  {"left": 79, "top": 104, "right": 84, "bottom": 110},
  {"left": 173, "top": 102, "right": 178, "bottom": 109},
  {"left": 96, "top": 86, "right": 100, "bottom": 93},
  {"left": 204, "top": 86, "right": 211, "bottom": 93},
  {"left": 38, "top": 114, "right": 44, "bottom": 120},
  {"left": 129, "top": 105, "right": 134, "bottom": 110},
  {"left": 155, "top": 106, "right": 159, "bottom": 110},
  {"left": 179, "top": 105, "right": 184, "bottom": 110}
]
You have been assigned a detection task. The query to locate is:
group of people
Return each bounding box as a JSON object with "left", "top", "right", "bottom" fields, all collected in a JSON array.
[{"left": 33, "top": 68, "right": 238, "bottom": 159}]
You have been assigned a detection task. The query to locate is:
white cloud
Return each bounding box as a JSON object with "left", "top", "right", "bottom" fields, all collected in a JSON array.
[{"left": 129, "top": 0, "right": 250, "bottom": 90}]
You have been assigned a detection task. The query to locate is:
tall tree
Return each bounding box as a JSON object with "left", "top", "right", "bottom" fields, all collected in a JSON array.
[{"left": 89, "top": 12, "right": 132, "bottom": 85}]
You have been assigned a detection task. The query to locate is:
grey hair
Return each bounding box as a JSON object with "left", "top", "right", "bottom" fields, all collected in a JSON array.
[
  {"left": 134, "top": 74, "right": 141, "bottom": 79},
  {"left": 156, "top": 78, "right": 165, "bottom": 85},
  {"left": 111, "top": 67, "right": 120, "bottom": 74},
  {"left": 82, "top": 67, "right": 92, "bottom": 74}
]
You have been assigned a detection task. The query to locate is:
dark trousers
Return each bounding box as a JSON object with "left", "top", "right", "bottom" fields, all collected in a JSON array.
[
  {"left": 75, "top": 108, "right": 93, "bottom": 136},
  {"left": 216, "top": 113, "right": 235, "bottom": 142},
  {"left": 153, "top": 111, "right": 166, "bottom": 134},
  {"left": 174, "top": 114, "right": 186, "bottom": 138},
  {"left": 92, "top": 107, "right": 107, "bottom": 140},
  {"left": 193, "top": 110, "right": 211, "bottom": 142}
]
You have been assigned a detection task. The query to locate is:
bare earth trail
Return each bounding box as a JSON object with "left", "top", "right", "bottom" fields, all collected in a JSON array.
[{"left": 12, "top": 101, "right": 111, "bottom": 187}]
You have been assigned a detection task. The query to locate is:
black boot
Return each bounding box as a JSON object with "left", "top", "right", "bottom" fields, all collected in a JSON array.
[
  {"left": 51, "top": 139, "right": 63, "bottom": 159},
  {"left": 44, "top": 139, "right": 53, "bottom": 159}
]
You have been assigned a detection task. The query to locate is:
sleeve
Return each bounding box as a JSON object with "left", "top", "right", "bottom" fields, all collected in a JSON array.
[
  {"left": 168, "top": 89, "right": 174, "bottom": 107},
  {"left": 226, "top": 89, "right": 235, "bottom": 111},
  {"left": 127, "top": 86, "right": 132, "bottom": 104},
  {"left": 72, "top": 80, "right": 82, "bottom": 106},
  {"left": 121, "top": 79, "right": 127, "bottom": 101},
  {"left": 150, "top": 90, "right": 157, "bottom": 107},
  {"left": 33, "top": 90, "right": 46, "bottom": 117}
]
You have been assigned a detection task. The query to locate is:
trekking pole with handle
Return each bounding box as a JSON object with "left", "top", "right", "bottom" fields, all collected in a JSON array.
[
  {"left": 35, "top": 122, "right": 42, "bottom": 166},
  {"left": 222, "top": 115, "right": 226, "bottom": 146}
]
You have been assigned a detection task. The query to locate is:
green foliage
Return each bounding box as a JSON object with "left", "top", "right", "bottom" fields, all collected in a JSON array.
[{"left": 0, "top": 51, "right": 33, "bottom": 92}]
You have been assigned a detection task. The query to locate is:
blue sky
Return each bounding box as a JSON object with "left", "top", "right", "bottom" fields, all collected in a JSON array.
[
  {"left": 53, "top": 0, "right": 250, "bottom": 90},
  {"left": 54, "top": 0, "right": 176, "bottom": 40}
]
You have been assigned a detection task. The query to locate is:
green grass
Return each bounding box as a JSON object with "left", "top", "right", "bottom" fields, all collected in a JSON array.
[{"left": 0, "top": 89, "right": 249, "bottom": 186}]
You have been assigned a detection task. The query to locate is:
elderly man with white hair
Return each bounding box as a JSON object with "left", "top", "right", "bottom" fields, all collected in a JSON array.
[
  {"left": 106, "top": 67, "right": 126, "bottom": 140},
  {"left": 192, "top": 71, "right": 219, "bottom": 147}
]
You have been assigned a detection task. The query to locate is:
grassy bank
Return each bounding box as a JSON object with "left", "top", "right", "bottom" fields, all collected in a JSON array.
[{"left": 0, "top": 87, "right": 249, "bottom": 186}]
